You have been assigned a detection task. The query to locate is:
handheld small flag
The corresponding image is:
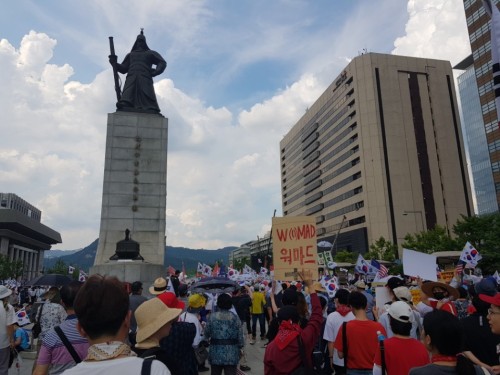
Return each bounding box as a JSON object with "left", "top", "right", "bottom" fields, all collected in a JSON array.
[
  {"left": 355, "top": 254, "right": 378, "bottom": 275},
  {"left": 16, "top": 308, "right": 31, "bottom": 326},
  {"left": 460, "top": 242, "right": 482, "bottom": 267}
]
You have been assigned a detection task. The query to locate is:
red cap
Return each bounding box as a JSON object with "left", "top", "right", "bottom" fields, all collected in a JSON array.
[
  {"left": 479, "top": 293, "right": 500, "bottom": 306},
  {"left": 157, "top": 292, "right": 185, "bottom": 310}
]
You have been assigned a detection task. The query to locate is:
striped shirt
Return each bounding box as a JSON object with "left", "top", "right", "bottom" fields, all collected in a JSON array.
[{"left": 37, "top": 315, "right": 90, "bottom": 375}]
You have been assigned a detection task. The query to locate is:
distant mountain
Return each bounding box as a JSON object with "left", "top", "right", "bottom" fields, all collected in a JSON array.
[
  {"left": 43, "top": 239, "right": 236, "bottom": 273},
  {"left": 44, "top": 249, "right": 80, "bottom": 258}
]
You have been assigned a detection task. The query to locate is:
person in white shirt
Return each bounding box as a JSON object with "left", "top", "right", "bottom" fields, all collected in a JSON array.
[
  {"left": 178, "top": 294, "right": 208, "bottom": 372},
  {"left": 0, "top": 285, "right": 16, "bottom": 375},
  {"left": 323, "top": 288, "right": 355, "bottom": 375},
  {"left": 62, "top": 275, "right": 169, "bottom": 375}
]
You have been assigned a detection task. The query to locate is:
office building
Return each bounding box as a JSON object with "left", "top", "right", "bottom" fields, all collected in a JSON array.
[
  {"left": 280, "top": 53, "right": 473, "bottom": 255},
  {"left": 0, "top": 193, "right": 61, "bottom": 279},
  {"left": 461, "top": 0, "right": 500, "bottom": 210}
]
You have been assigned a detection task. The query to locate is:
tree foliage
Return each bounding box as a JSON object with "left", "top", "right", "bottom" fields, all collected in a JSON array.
[
  {"left": 334, "top": 251, "right": 357, "bottom": 264},
  {"left": 0, "top": 255, "right": 25, "bottom": 280},
  {"left": 365, "top": 237, "right": 397, "bottom": 262},
  {"left": 397, "top": 213, "right": 500, "bottom": 274},
  {"left": 46, "top": 258, "right": 69, "bottom": 275},
  {"left": 453, "top": 213, "right": 500, "bottom": 274},
  {"left": 233, "top": 256, "right": 250, "bottom": 271},
  {"left": 401, "top": 225, "right": 458, "bottom": 254}
]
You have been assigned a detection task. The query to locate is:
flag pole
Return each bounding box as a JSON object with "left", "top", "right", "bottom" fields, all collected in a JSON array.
[
  {"left": 329, "top": 215, "right": 347, "bottom": 256},
  {"left": 265, "top": 209, "right": 277, "bottom": 271}
]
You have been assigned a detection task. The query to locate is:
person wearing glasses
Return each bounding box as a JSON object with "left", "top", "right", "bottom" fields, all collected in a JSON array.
[
  {"left": 460, "top": 278, "right": 499, "bottom": 373},
  {"left": 480, "top": 291, "right": 500, "bottom": 334},
  {"left": 479, "top": 287, "right": 500, "bottom": 375}
]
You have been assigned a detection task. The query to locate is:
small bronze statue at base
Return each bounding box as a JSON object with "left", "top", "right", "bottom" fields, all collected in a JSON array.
[{"left": 110, "top": 229, "right": 144, "bottom": 261}]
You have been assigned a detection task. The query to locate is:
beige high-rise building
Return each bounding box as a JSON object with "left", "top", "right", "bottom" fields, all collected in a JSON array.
[{"left": 280, "top": 53, "right": 473, "bottom": 256}]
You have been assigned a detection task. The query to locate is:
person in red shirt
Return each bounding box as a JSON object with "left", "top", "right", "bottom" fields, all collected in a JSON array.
[
  {"left": 264, "top": 276, "right": 322, "bottom": 375},
  {"left": 373, "top": 301, "right": 429, "bottom": 375},
  {"left": 334, "top": 291, "right": 386, "bottom": 374}
]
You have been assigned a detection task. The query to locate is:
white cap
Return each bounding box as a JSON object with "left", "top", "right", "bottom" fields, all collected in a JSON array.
[
  {"left": 388, "top": 301, "right": 414, "bottom": 323},
  {"left": 393, "top": 286, "right": 412, "bottom": 303}
]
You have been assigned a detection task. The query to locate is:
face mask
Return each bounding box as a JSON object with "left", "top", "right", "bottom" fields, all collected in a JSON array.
[{"left": 433, "top": 292, "right": 446, "bottom": 300}]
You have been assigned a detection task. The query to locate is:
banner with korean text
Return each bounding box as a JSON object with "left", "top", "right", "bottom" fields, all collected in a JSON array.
[{"left": 272, "top": 216, "right": 317, "bottom": 280}]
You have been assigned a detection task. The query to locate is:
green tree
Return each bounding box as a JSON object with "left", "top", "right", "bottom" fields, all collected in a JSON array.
[
  {"left": 233, "top": 256, "right": 250, "bottom": 271},
  {"left": 47, "top": 258, "right": 68, "bottom": 275},
  {"left": 401, "top": 225, "right": 458, "bottom": 254},
  {"left": 453, "top": 213, "right": 500, "bottom": 274},
  {"left": 9, "top": 260, "right": 24, "bottom": 280},
  {"left": 0, "top": 255, "right": 24, "bottom": 280},
  {"left": 365, "top": 237, "right": 397, "bottom": 262},
  {"left": 334, "top": 251, "right": 357, "bottom": 264}
]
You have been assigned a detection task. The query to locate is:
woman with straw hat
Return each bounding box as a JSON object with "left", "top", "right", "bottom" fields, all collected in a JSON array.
[{"left": 133, "top": 297, "right": 182, "bottom": 371}]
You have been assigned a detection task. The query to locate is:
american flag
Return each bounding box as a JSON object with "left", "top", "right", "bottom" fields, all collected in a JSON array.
[
  {"left": 377, "top": 264, "right": 389, "bottom": 279},
  {"left": 455, "top": 261, "right": 465, "bottom": 274},
  {"left": 371, "top": 259, "right": 388, "bottom": 279}
]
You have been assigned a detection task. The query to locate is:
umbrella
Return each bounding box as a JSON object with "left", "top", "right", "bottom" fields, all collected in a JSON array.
[
  {"left": 317, "top": 241, "right": 333, "bottom": 248},
  {"left": 26, "top": 274, "right": 73, "bottom": 287},
  {"left": 189, "top": 277, "right": 240, "bottom": 294}
]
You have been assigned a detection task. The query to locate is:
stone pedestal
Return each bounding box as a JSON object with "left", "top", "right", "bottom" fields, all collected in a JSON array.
[
  {"left": 90, "top": 262, "right": 164, "bottom": 286},
  {"left": 94, "top": 112, "right": 168, "bottom": 268}
]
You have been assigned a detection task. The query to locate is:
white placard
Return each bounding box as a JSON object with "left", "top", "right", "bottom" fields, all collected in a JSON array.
[
  {"left": 375, "top": 286, "right": 392, "bottom": 309},
  {"left": 402, "top": 248, "right": 437, "bottom": 281}
]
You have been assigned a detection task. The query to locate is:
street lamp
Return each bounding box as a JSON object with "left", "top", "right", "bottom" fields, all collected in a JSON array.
[{"left": 403, "top": 210, "right": 425, "bottom": 232}]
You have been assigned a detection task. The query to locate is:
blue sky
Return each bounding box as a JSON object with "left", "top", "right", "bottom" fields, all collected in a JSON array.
[{"left": 0, "top": 1, "right": 471, "bottom": 250}]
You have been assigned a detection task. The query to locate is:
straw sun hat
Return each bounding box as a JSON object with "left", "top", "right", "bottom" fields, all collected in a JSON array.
[
  {"left": 149, "top": 277, "right": 168, "bottom": 295},
  {"left": 135, "top": 298, "right": 181, "bottom": 344},
  {"left": 421, "top": 281, "right": 459, "bottom": 300}
]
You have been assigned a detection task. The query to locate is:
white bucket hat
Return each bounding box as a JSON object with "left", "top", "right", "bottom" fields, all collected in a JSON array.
[{"left": 0, "top": 286, "right": 12, "bottom": 300}]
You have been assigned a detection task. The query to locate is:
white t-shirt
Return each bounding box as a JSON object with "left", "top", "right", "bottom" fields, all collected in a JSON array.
[
  {"left": 178, "top": 311, "right": 203, "bottom": 347},
  {"left": 0, "top": 303, "right": 16, "bottom": 349},
  {"left": 323, "top": 310, "right": 355, "bottom": 366},
  {"left": 62, "top": 356, "right": 170, "bottom": 375}
]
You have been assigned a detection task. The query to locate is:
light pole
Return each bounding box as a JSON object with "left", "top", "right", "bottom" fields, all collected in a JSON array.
[{"left": 403, "top": 210, "right": 425, "bottom": 232}]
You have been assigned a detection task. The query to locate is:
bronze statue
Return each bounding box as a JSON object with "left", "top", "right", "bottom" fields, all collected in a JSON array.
[{"left": 109, "top": 30, "right": 166, "bottom": 114}]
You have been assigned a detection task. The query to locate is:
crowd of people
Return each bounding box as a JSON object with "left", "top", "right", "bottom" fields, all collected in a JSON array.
[{"left": 0, "top": 268, "right": 498, "bottom": 375}]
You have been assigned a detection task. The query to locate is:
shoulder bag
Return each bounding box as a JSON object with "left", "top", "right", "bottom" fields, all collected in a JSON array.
[
  {"left": 54, "top": 326, "right": 81, "bottom": 364},
  {"left": 342, "top": 321, "right": 348, "bottom": 372},
  {"left": 32, "top": 303, "right": 44, "bottom": 339},
  {"left": 290, "top": 335, "right": 316, "bottom": 375}
]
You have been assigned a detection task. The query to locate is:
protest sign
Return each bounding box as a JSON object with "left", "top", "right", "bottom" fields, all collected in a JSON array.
[
  {"left": 272, "top": 216, "right": 317, "bottom": 280},
  {"left": 402, "top": 249, "right": 437, "bottom": 281},
  {"left": 375, "top": 286, "right": 392, "bottom": 309},
  {"left": 317, "top": 252, "right": 326, "bottom": 266}
]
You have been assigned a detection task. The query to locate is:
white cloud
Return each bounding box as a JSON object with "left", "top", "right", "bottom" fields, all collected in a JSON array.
[{"left": 392, "top": 0, "right": 470, "bottom": 65}]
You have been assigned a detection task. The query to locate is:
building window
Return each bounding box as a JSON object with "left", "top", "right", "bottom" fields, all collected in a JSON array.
[
  {"left": 488, "top": 139, "right": 500, "bottom": 153},
  {"left": 492, "top": 161, "right": 500, "bottom": 173}
]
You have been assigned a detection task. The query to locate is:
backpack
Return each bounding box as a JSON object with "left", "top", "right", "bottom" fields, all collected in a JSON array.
[{"left": 312, "top": 320, "right": 330, "bottom": 373}]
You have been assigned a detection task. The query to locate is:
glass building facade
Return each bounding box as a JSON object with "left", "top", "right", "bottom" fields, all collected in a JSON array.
[
  {"left": 457, "top": 58, "right": 498, "bottom": 214},
  {"left": 462, "top": 0, "right": 500, "bottom": 212}
]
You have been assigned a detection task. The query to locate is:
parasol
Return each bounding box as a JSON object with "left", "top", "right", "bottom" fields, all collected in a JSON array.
[
  {"left": 26, "top": 274, "right": 73, "bottom": 287},
  {"left": 189, "top": 277, "right": 240, "bottom": 294}
]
